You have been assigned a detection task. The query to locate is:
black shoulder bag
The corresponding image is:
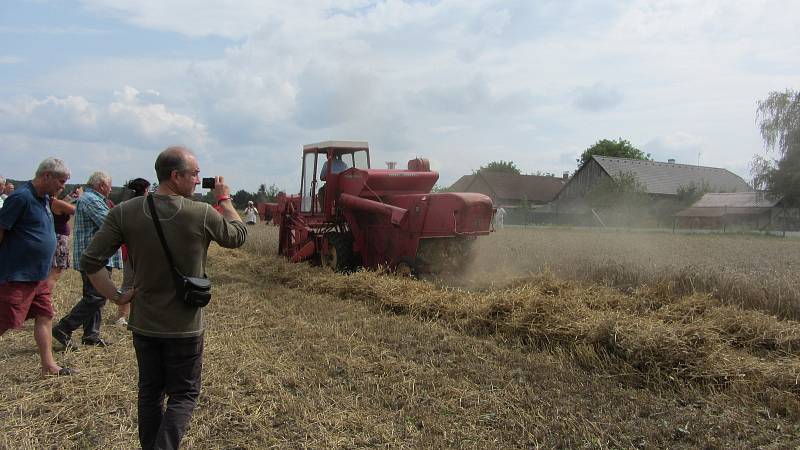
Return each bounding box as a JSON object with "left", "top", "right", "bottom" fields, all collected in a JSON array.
[{"left": 146, "top": 195, "right": 212, "bottom": 308}]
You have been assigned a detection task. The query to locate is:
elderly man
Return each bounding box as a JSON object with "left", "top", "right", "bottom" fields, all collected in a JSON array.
[
  {"left": 3, "top": 182, "right": 14, "bottom": 197},
  {"left": 82, "top": 146, "right": 246, "bottom": 449},
  {"left": 0, "top": 158, "right": 74, "bottom": 376},
  {"left": 52, "top": 171, "right": 122, "bottom": 349}
]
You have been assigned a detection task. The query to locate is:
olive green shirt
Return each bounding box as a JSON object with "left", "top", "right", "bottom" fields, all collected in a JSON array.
[{"left": 81, "top": 194, "right": 247, "bottom": 338}]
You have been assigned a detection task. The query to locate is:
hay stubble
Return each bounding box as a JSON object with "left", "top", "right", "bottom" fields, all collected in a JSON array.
[{"left": 1, "top": 225, "right": 799, "bottom": 448}]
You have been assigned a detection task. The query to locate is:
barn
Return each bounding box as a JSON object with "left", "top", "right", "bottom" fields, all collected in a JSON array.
[
  {"left": 448, "top": 171, "right": 566, "bottom": 224},
  {"left": 675, "top": 192, "right": 796, "bottom": 231},
  {"left": 552, "top": 156, "right": 752, "bottom": 225}
]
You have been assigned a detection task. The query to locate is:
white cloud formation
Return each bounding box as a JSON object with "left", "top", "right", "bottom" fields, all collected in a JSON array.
[
  {"left": 572, "top": 82, "right": 623, "bottom": 112},
  {"left": 3, "top": 0, "right": 799, "bottom": 192},
  {"left": 0, "top": 87, "right": 206, "bottom": 148}
]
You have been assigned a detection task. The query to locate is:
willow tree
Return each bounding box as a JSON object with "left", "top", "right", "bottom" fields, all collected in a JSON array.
[{"left": 751, "top": 89, "right": 800, "bottom": 205}]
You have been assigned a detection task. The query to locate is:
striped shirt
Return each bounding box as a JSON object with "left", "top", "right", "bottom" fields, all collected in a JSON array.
[{"left": 72, "top": 187, "right": 122, "bottom": 271}]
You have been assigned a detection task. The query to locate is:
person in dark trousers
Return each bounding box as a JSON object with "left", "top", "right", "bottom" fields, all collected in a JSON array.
[
  {"left": 52, "top": 171, "right": 121, "bottom": 349},
  {"left": 81, "top": 146, "right": 246, "bottom": 449}
]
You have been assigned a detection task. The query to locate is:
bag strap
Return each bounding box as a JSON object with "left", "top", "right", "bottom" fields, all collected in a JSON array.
[{"left": 146, "top": 195, "right": 183, "bottom": 278}]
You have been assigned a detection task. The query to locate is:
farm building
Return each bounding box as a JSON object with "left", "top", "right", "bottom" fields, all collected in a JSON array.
[
  {"left": 551, "top": 156, "right": 752, "bottom": 225},
  {"left": 675, "top": 192, "right": 798, "bottom": 231},
  {"left": 448, "top": 171, "right": 566, "bottom": 224}
]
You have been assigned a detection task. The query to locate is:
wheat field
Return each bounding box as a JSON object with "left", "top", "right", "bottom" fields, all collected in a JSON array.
[{"left": 1, "top": 224, "right": 799, "bottom": 448}]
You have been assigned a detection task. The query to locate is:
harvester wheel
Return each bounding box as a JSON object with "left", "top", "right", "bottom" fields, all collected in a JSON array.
[{"left": 321, "top": 232, "right": 354, "bottom": 272}]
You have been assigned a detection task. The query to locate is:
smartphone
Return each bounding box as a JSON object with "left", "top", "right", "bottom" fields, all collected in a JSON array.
[{"left": 202, "top": 177, "right": 215, "bottom": 189}]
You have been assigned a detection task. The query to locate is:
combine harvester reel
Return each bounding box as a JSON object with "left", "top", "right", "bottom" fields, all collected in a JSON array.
[{"left": 276, "top": 141, "right": 494, "bottom": 276}]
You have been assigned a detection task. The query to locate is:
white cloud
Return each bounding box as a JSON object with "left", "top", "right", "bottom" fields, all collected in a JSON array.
[
  {"left": 107, "top": 86, "right": 206, "bottom": 147},
  {"left": 572, "top": 82, "right": 623, "bottom": 112},
  {"left": 643, "top": 132, "right": 706, "bottom": 164},
  {"left": 0, "top": 87, "right": 206, "bottom": 148},
  {"left": 2, "top": 0, "right": 798, "bottom": 192}
]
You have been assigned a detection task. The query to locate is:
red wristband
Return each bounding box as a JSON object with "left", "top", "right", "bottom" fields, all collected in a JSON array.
[{"left": 216, "top": 196, "right": 231, "bottom": 203}]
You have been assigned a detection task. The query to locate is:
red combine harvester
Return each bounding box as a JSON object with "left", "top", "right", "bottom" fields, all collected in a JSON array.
[{"left": 276, "top": 141, "right": 494, "bottom": 274}]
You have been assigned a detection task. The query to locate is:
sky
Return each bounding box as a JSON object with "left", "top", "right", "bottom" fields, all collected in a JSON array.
[{"left": 0, "top": 0, "right": 798, "bottom": 193}]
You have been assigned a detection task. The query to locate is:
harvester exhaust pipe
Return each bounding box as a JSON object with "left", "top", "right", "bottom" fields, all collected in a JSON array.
[{"left": 339, "top": 193, "right": 408, "bottom": 226}]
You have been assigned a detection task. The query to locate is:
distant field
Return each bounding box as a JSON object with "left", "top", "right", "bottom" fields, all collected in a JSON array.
[{"left": 460, "top": 227, "right": 800, "bottom": 319}]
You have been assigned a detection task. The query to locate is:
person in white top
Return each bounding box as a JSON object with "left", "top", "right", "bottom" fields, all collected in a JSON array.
[
  {"left": 494, "top": 206, "right": 506, "bottom": 229},
  {"left": 244, "top": 200, "right": 258, "bottom": 225}
]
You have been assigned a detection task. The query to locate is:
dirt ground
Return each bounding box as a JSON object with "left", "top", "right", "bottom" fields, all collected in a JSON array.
[{"left": 1, "top": 226, "right": 799, "bottom": 449}]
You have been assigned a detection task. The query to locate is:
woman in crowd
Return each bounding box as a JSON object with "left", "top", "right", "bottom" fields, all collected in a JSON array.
[{"left": 46, "top": 187, "right": 81, "bottom": 291}]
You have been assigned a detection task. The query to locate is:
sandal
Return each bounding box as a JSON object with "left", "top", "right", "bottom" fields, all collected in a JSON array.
[{"left": 44, "top": 367, "right": 76, "bottom": 376}]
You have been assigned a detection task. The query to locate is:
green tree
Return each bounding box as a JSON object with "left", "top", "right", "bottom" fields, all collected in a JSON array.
[
  {"left": 477, "top": 160, "right": 521, "bottom": 175},
  {"left": 587, "top": 171, "right": 648, "bottom": 210},
  {"left": 750, "top": 89, "right": 800, "bottom": 205},
  {"left": 676, "top": 180, "right": 711, "bottom": 206},
  {"left": 201, "top": 190, "right": 216, "bottom": 205},
  {"left": 265, "top": 183, "right": 280, "bottom": 202},
  {"left": 232, "top": 189, "right": 254, "bottom": 209},
  {"left": 577, "top": 138, "right": 651, "bottom": 167}
]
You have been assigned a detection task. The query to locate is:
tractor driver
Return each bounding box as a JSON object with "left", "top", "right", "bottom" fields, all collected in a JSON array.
[
  {"left": 320, "top": 153, "right": 348, "bottom": 181},
  {"left": 317, "top": 154, "right": 348, "bottom": 210}
]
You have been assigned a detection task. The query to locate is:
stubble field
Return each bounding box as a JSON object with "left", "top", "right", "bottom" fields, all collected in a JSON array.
[{"left": 1, "top": 224, "right": 800, "bottom": 448}]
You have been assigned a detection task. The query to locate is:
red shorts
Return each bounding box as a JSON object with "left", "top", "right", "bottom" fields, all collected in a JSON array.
[{"left": 0, "top": 280, "right": 54, "bottom": 333}]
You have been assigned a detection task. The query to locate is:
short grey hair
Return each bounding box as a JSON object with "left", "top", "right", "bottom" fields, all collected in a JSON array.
[
  {"left": 155, "top": 146, "right": 193, "bottom": 182},
  {"left": 86, "top": 171, "right": 111, "bottom": 189},
  {"left": 35, "top": 158, "right": 70, "bottom": 178}
]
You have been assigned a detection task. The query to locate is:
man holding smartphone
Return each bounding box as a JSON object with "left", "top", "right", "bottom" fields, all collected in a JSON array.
[{"left": 79, "top": 146, "right": 247, "bottom": 449}]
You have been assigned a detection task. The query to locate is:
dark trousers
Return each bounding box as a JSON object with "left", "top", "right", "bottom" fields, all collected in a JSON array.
[
  {"left": 55, "top": 268, "right": 110, "bottom": 342},
  {"left": 133, "top": 333, "right": 204, "bottom": 450}
]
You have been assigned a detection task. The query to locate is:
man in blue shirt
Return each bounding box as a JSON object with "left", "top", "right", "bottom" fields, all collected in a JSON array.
[
  {"left": 318, "top": 154, "right": 349, "bottom": 210},
  {"left": 53, "top": 171, "right": 121, "bottom": 349},
  {"left": 0, "top": 158, "right": 74, "bottom": 376},
  {"left": 319, "top": 153, "right": 349, "bottom": 181}
]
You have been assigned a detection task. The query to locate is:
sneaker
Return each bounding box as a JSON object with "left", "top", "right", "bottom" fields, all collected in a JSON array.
[
  {"left": 115, "top": 317, "right": 128, "bottom": 327},
  {"left": 52, "top": 327, "right": 79, "bottom": 351}
]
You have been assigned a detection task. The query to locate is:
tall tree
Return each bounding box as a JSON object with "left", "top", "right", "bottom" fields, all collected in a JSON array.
[
  {"left": 577, "top": 138, "right": 651, "bottom": 167},
  {"left": 477, "top": 160, "right": 521, "bottom": 175},
  {"left": 232, "top": 189, "right": 254, "bottom": 209},
  {"left": 750, "top": 89, "right": 800, "bottom": 205}
]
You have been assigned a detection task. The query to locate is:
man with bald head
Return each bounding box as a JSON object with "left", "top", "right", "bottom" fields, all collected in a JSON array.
[{"left": 80, "top": 146, "right": 246, "bottom": 449}]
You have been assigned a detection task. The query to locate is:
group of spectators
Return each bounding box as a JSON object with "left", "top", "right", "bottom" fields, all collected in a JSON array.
[{"left": 0, "top": 146, "right": 247, "bottom": 449}]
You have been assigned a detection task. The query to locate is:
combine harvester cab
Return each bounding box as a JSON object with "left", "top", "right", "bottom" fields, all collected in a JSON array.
[{"left": 277, "top": 141, "right": 494, "bottom": 275}]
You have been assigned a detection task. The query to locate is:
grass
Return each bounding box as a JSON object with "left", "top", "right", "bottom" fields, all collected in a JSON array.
[{"left": 1, "top": 224, "right": 799, "bottom": 448}]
